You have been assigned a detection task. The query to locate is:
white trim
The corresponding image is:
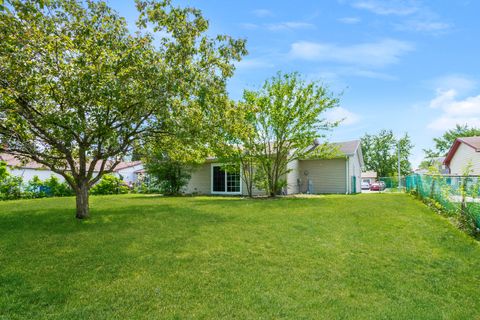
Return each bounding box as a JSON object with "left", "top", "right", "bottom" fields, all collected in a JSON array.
[{"left": 210, "top": 163, "right": 242, "bottom": 195}]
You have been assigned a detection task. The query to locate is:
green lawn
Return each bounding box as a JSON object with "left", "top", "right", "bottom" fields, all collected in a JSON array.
[{"left": 1, "top": 194, "right": 480, "bottom": 319}]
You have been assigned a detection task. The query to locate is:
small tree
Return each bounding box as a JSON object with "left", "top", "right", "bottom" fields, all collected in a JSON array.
[
  {"left": 361, "top": 130, "right": 413, "bottom": 177},
  {"left": 146, "top": 160, "right": 192, "bottom": 195},
  {"left": 237, "top": 72, "right": 339, "bottom": 197},
  {"left": 0, "top": 0, "right": 246, "bottom": 218}
]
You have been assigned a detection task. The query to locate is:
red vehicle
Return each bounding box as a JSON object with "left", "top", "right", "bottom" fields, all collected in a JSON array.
[{"left": 369, "top": 181, "right": 386, "bottom": 191}]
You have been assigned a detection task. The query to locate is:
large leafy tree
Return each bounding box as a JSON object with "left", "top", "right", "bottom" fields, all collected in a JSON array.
[
  {"left": 361, "top": 130, "right": 413, "bottom": 177},
  {"left": 424, "top": 124, "right": 480, "bottom": 158},
  {"left": 0, "top": 0, "right": 246, "bottom": 218},
  {"left": 228, "top": 72, "right": 339, "bottom": 197}
]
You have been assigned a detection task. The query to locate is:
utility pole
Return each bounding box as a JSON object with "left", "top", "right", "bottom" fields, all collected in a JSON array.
[{"left": 398, "top": 140, "right": 401, "bottom": 191}]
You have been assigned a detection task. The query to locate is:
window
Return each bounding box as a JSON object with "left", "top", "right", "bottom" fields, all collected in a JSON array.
[{"left": 211, "top": 164, "right": 241, "bottom": 194}]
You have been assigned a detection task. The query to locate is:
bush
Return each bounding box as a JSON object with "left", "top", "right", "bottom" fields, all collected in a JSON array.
[
  {"left": 0, "top": 176, "right": 23, "bottom": 200},
  {"left": 145, "top": 160, "right": 191, "bottom": 195},
  {"left": 0, "top": 161, "right": 23, "bottom": 200},
  {"left": 90, "top": 174, "right": 129, "bottom": 195},
  {"left": 25, "top": 175, "right": 73, "bottom": 198}
]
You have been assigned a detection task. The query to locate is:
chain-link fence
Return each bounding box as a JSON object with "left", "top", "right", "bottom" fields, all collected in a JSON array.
[
  {"left": 377, "top": 176, "right": 406, "bottom": 190},
  {"left": 406, "top": 174, "right": 480, "bottom": 231}
]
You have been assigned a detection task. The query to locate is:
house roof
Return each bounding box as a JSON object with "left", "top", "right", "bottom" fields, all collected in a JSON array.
[
  {"left": 308, "top": 139, "right": 364, "bottom": 167},
  {"left": 335, "top": 140, "right": 361, "bottom": 156},
  {"left": 361, "top": 171, "right": 377, "bottom": 179},
  {"left": 114, "top": 161, "right": 142, "bottom": 171},
  {"left": 0, "top": 153, "right": 142, "bottom": 172},
  {"left": 0, "top": 153, "right": 47, "bottom": 169},
  {"left": 444, "top": 137, "right": 480, "bottom": 166},
  {"left": 308, "top": 140, "right": 360, "bottom": 155}
]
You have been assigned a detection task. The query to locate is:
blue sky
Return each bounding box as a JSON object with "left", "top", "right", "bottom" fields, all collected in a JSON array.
[{"left": 110, "top": 0, "right": 480, "bottom": 167}]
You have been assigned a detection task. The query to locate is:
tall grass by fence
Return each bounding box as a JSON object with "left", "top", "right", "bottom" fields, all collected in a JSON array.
[{"left": 406, "top": 174, "right": 480, "bottom": 234}]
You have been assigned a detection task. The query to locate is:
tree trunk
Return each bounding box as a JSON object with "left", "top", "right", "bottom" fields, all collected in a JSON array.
[{"left": 75, "top": 182, "right": 90, "bottom": 219}]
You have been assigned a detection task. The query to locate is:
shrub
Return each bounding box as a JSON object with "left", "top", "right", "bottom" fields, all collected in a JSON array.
[
  {"left": 25, "top": 175, "right": 73, "bottom": 198},
  {"left": 90, "top": 174, "right": 129, "bottom": 195},
  {"left": 145, "top": 160, "right": 191, "bottom": 195},
  {"left": 0, "top": 161, "right": 23, "bottom": 200}
]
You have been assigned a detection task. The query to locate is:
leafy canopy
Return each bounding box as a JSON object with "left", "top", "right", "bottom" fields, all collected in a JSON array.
[
  {"left": 361, "top": 130, "right": 413, "bottom": 177},
  {"left": 0, "top": 0, "right": 246, "bottom": 217},
  {"left": 223, "top": 72, "right": 339, "bottom": 196}
]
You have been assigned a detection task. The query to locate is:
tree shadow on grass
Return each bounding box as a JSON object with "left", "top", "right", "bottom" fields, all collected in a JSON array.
[{"left": 0, "top": 201, "right": 233, "bottom": 319}]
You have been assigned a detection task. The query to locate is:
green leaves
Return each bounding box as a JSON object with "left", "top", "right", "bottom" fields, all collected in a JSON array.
[
  {"left": 221, "top": 72, "right": 340, "bottom": 196},
  {"left": 361, "top": 130, "right": 413, "bottom": 177},
  {"left": 0, "top": 0, "right": 246, "bottom": 216}
]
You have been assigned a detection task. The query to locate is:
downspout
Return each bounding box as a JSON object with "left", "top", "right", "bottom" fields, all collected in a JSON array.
[{"left": 345, "top": 156, "right": 349, "bottom": 194}]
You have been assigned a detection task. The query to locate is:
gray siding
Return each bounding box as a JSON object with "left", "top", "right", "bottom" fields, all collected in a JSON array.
[
  {"left": 184, "top": 163, "right": 211, "bottom": 194},
  {"left": 298, "top": 158, "right": 347, "bottom": 194}
]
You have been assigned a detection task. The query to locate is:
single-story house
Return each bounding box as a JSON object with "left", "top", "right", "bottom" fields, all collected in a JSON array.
[
  {"left": 112, "top": 161, "right": 143, "bottom": 185},
  {"left": 0, "top": 153, "right": 144, "bottom": 184},
  {"left": 184, "top": 140, "right": 364, "bottom": 195},
  {"left": 361, "top": 171, "right": 377, "bottom": 184},
  {"left": 444, "top": 137, "right": 480, "bottom": 175}
]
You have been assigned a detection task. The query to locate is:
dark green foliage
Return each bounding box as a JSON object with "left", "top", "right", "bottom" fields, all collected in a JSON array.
[
  {"left": 90, "top": 175, "right": 129, "bottom": 195},
  {"left": 146, "top": 160, "right": 192, "bottom": 195},
  {"left": 0, "top": 176, "right": 22, "bottom": 200},
  {"left": 0, "top": 161, "right": 22, "bottom": 200}
]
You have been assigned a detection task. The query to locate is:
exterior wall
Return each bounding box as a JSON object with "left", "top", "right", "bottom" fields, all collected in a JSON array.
[
  {"left": 184, "top": 163, "right": 211, "bottom": 194},
  {"left": 9, "top": 168, "right": 65, "bottom": 183},
  {"left": 449, "top": 143, "right": 480, "bottom": 175},
  {"left": 298, "top": 158, "right": 347, "bottom": 194},
  {"left": 114, "top": 164, "right": 143, "bottom": 184},
  {"left": 286, "top": 160, "right": 299, "bottom": 195},
  {"left": 348, "top": 152, "right": 362, "bottom": 193},
  {"left": 184, "top": 162, "right": 265, "bottom": 196}
]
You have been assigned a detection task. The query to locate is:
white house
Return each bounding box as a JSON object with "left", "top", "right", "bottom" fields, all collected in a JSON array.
[
  {"left": 444, "top": 137, "right": 480, "bottom": 175},
  {"left": 112, "top": 161, "right": 143, "bottom": 185},
  {"left": 184, "top": 140, "right": 364, "bottom": 195},
  {"left": 0, "top": 153, "right": 144, "bottom": 184},
  {"left": 361, "top": 171, "right": 377, "bottom": 184}
]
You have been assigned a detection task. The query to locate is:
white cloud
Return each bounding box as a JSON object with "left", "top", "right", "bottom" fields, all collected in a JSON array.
[
  {"left": 289, "top": 39, "right": 413, "bottom": 67},
  {"left": 235, "top": 58, "right": 274, "bottom": 70},
  {"left": 325, "top": 107, "right": 360, "bottom": 126},
  {"left": 240, "top": 23, "right": 258, "bottom": 30},
  {"left": 266, "top": 21, "right": 315, "bottom": 31},
  {"left": 252, "top": 9, "right": 273, "bottom": 17},
  {"left": 338, "top": 17, "right": 361, "bottom": 24},
  {"left": 352, "top": 0, "right": 418, "bottom": 15},
  {"left": 430, "top": 74, "right": 477, "bottom": 94},
  {"left": 396, "top": 20, "right": 451, "bottom": 33},
  {"left": 427, "top": 89, "right": 480, "bottom": 130}
]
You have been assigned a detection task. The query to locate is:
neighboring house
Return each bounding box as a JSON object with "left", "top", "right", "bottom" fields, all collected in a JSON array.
[
  {"left": 444, "top": 137, "right": 480, "bottom": 175},
  {"left": 0, "top": 153, "right": 66, "bottom": 182},
  {"left": 184, "top": 140, "right": 364, "bottom": 195},
  {"left": 361, "top": 171, "right": 377, "bottom": 184},
  {"left": 112, "top": 161, "right": 143, "bottom": 185},
  {"left": 0, "top": 153, "right": 143, "bottom": 184}
]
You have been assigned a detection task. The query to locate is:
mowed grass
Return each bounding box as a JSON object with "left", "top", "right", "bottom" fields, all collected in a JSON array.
[{"left": 1, "top": 194, "right": 480, "bottom": 319}]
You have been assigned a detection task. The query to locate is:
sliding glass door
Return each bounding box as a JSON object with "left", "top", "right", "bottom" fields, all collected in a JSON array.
[{"left": 211, "top": 164, "right": 241, "bottom": 194}]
